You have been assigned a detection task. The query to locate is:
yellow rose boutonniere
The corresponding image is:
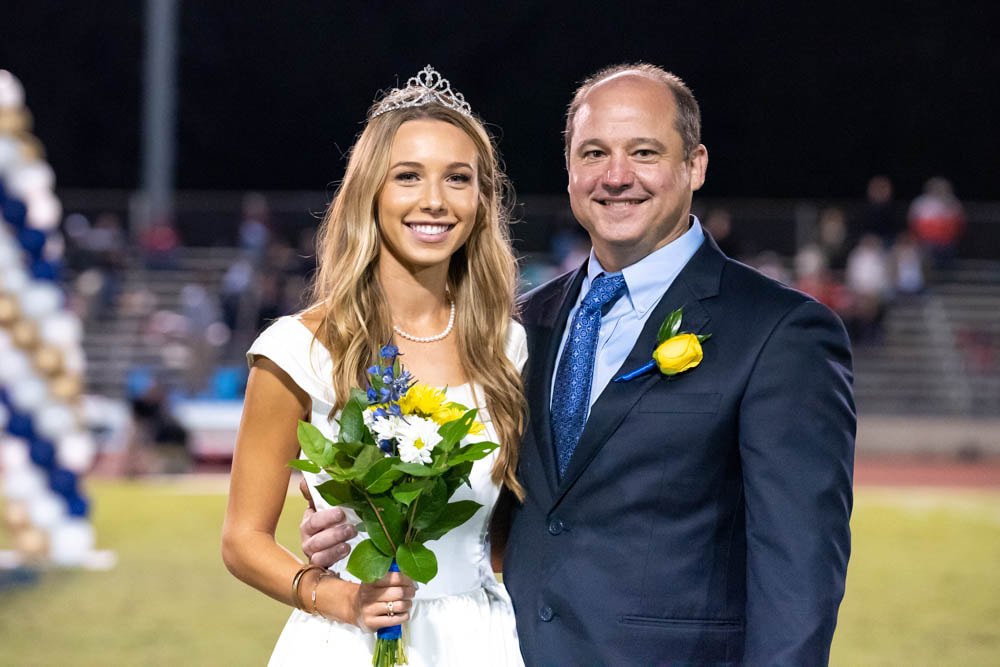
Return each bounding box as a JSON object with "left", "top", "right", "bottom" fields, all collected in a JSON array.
[{"left": 614, "top": 307, "right": 711, "bottom": 382}]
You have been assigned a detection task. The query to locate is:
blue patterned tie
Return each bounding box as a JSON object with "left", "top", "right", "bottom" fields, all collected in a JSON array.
[{"left": 551, "top": 273, "right": 627, "bottom": 478}]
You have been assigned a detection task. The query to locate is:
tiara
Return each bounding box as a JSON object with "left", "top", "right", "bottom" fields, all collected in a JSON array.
[{"left": 369, "top": 65, "right": 473, "bottom": 119}]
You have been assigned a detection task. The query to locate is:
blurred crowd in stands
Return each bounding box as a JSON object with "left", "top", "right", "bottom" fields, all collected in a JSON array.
[{"left": 57, "top": 176, "right": 977, "bottom": 469}]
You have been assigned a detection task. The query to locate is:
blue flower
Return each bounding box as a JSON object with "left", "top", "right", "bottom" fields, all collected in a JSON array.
[
  {"left": 367, "top": 387, "right": 379, "bottom": 402},
  {"left": 367, "top": 365, "right": 381, "bottom": 376},
  {"left": 373, "top": 407, "right": 388, "bottom": 420},
  {"left": 379, "top": 387, "right": 391, "bottom": 403},
  {"left": 378, "top": 439, "right": 394, "bottom": 454},
  {"left": 388, "top": 403, "right": 402, "bottom": 417},
  {"left": 380, "top": 344, "right": 399, "bottom": 360}
]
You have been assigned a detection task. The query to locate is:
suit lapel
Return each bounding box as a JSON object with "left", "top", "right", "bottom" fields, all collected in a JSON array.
[
  {"left": 554, "top": 233, "right": 725, "bottom": 501},
  {"left": 527, "top": 265, "right": 588, "bottom": 496}
]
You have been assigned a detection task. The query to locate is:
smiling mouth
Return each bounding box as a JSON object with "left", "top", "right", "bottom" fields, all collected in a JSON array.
[
  {"left": 404, "top": 222, "right": 456, "bottom": 235},
  {"left": 597, "top": 199, "right": 647, "bottom": 207}
]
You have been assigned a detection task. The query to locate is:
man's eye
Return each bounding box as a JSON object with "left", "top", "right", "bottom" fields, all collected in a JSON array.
[
  {"left": 583, "top": 150, "right": 605, "bottom": 159},
  {"left": 634, "top": 150, "right": 657, "bottom": 158}
]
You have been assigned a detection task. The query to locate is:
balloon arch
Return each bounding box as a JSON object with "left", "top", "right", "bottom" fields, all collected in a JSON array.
[{"left": 0, "top": 70, "right": 99, "bottom": 567}]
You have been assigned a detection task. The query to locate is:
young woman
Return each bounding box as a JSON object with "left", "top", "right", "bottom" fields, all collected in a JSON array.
[{"left": 221, "top": 67, "right": 526, "bottom": 665}]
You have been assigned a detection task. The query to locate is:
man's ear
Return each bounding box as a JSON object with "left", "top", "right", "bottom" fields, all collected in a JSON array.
[{"left": 689, "top": 144, "right": 708, "bottom": 192}]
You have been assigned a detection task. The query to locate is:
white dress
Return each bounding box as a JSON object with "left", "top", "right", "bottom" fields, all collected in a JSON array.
[{"left": 247, "top": 316, "right": 527, "bottom": 666}]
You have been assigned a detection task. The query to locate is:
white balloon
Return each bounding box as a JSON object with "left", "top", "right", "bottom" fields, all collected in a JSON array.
[
  {"left": 0, "top": 243, "right": 21, "bottom": 269},
  {"left": 19, "top": 282, "right": 64, "bottom": 318},
  {"left": 0, "top": 136, "right": 21, "bottom": 171},
  {"left": 27, "top": 193, "right": 63, "bottom": 231},
  {"left": 40, "top": 311, "right": 83, "bottom": 348},
  {"left": 35, "top": 404, "right": 76, "bottom": 441},
  {"left": 9, "top": 376, "right": 47, "bottom": 413},
  {"left": 0, "top": 435, "right": 29, "bottom": 469},
  {"left": 28, "top": 489, "right": 66, "bottom": 530},
  {"left": 1, "top": 464, "right": 46, "bottom": 501},
  {"left": 56, "top": 431, "right": 96, "bottom": 474},
  {"left": 8, "top": 162, "right": 56, "bottom": 196},
  {"left": 1, "top": 265, "right": 29, "bottom": 294},
  {"left": 48, "top": 518, "right": 96, "bottom": 566},
  {"left": 0, "top": 349, "right": 31, "bottom": 384},
  {"left": 0, "top": 70, "right": 26, "bottom": 109}
]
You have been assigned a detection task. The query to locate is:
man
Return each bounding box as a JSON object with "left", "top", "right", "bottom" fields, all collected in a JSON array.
[{"left": 302, "top": 63, "right": 855, "bottom": 665}]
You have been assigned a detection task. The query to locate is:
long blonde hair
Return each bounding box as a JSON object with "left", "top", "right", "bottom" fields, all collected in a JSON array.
[{"left": 306, "top": 103, "right": 525, "bottom": 499}]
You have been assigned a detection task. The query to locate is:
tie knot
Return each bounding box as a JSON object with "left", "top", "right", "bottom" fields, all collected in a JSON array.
[{"left": 581, "top": 273, "right": 626, "bottom": 312}]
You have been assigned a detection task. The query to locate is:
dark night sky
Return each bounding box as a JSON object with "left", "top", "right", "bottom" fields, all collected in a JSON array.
[{"left": 3, "top": 1, "right": 999, "bottom": 200}]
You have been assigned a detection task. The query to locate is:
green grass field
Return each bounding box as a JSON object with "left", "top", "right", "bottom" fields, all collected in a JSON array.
[{"left": 1, "top": 480, "right": 998, "bottom": 666}]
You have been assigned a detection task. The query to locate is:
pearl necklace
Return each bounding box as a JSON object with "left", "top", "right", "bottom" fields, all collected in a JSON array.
[{"left": 393, "top": 291, "right": 455, "bottom": 343}]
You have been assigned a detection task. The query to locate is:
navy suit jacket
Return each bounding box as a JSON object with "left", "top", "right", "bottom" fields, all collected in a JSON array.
[{"left": 503, "top": 233, "right": 855, "bottom": 666}]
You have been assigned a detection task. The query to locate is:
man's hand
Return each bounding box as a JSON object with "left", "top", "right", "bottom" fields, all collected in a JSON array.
[{"left": 299, "top": 478, "right": 357, "bottom": 567}]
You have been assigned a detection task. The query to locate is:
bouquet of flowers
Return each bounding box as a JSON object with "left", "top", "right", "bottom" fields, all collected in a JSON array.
[{"left": 290, "top": 345, "right": 498, "bottom": 666}]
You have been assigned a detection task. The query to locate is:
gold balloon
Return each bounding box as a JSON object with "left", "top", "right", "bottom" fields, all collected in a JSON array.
[
  {"left": 0, "top": 294, "right": 20, "bottom": 325},
  {"left": 13, "top": 526, "right": 49, "bottom": 559},
  {"left": 50, "top": 374, "right": 83, "bottom": 401},
  {"left": 11, "top": 320, "right": 39, "bottom": 349},
  {"left": 33, "top": 344, "right": 64, "bottom": 377},
  {"left": 16, "top": 134, "right": 46, "bottom": 161},
  {"left": 0, "top": 108, "right": 31, "bottom": 133},
  {"left": 2, "top": 501, "right": 31, "bottom": 530}
]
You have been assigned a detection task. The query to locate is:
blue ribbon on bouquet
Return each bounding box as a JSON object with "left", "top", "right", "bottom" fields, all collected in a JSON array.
[{"left": 377, "top": 560, "right": 403, "bottom": 641}]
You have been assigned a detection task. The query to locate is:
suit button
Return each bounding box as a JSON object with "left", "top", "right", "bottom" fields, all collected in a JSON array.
[
  {"left": 547, "top": 518, "right": 565, "bottom": 535},
  {"left": 539, "top": 605, "right": 554, "bottom": 622}
]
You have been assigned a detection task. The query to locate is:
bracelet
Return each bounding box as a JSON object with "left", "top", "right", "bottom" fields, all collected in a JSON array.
[
  {"left": 291, "top": 564, "right": 325, "bottom": 611},
  {"left": 311, "top": 572, "right": 335, "bottom": 619}
]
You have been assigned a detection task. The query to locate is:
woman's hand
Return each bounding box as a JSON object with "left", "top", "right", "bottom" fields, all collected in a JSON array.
[{"left": 351, "top": 570, "right": 417, "bottom": 631}]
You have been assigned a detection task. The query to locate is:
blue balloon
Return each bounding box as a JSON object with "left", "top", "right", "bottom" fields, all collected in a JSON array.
[
  {"left": 31, "top": 260, "right": 59, "bottom": 281},
  {"left": 0, "top": 179, "right": 7, "bottom": 202},
  {"left": 29, "top": 438, "right": 56, "bottom": 469},
  {"left": 2, "top": 198, "right": 27, "bottom": 228},
  {"left": 18, "top": 227, "right": 46, "bottom": 260},
  {"left": 67, "top": 494, "right": 90, "bottom": 517},
  {"left": 8, "top": 413, "right": 35, "bottom": 439},
  {"left": 49, "top": 468, "right": 79, "bottom": 498}
]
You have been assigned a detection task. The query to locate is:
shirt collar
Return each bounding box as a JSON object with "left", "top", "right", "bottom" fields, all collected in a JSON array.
[{"left": 584, "top": 215, "right": 705, "bottom": 316}]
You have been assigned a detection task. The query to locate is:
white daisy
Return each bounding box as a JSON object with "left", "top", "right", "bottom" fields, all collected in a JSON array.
[
  {"left": 396, "top": 416, "right": 443, "bottom": 465},
  {"left": 368, "top": 415, "right": 401, "bottom": 443}
]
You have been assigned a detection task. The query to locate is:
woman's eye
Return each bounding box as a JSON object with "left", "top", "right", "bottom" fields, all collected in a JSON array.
[
  {"left": 395, "top": 172, "right": 418, "bottom": 182},
  {"left": 448, "top": 173, "right": 471, "bottom": 184}
]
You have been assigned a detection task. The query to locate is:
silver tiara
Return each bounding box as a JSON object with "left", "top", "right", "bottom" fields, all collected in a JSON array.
[{"left": 369, "top": 65, "right": 473, "bottom": 119}]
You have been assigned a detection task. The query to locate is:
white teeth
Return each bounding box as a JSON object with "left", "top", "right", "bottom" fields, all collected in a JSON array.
[
  {"left": 409, "top": 224, "right": 450, "bottom": 234},
  {"left": 602, "top": 200, "right": 642, "bottom": 207}
]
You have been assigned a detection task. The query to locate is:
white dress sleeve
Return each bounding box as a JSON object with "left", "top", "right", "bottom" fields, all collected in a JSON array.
[
  {"left": 505, "top": 320, "right": 529, "bottom": 373},
  {"left": 246, "top": 316, "right": 337, "bottom": 407}
]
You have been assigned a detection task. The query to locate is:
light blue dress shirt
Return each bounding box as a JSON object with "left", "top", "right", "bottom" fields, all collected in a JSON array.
[{"left": 551, "top": 216, "right": 705, "bottom": 416}]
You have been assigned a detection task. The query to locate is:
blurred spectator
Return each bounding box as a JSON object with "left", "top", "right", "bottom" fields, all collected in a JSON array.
[
  {"left": 860, "top": 175, "right": 902, "bottom": 245},
  {"left": 845, "top": 233, "right": 891, "bottom": 343},
  {"left": 139, "top": 218, "right": 181, "bottom": 270},
  {"left": 704, "top": 208, "right": 744, "bottom": 259},
  {"left": 755, "top": 250, "right": 793, "bottom": 286},
  {"left": 908, "top": 177, "right": 965, "bottom": 270},
  {"left": 180, "top": 273, "right": 227, "bottom": 394},
  {"left": 817, "top": 207, "right": 851, "bottom": 271},
  {"left": 128, "top": 373, "right": 190, "bottom": 475},
  {"left": 794, "top": 244, "right": 851, "bottom": 317},
  {"left": 86, "top": 212, "right": 127, "bottom": 316},
  {"left": 239, "top": 192, "right": 271, "bottom": 264},
  {"left": 890, "top": 231, "right": 925, "bottom": 295}
]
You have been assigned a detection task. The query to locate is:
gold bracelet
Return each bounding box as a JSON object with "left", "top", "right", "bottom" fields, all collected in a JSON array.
[
  {"left": 291, "top": 564, "right": 325, "bottom": 611},
  {"left": 311, "top": 571, "right": 334, "bottom": 619}
]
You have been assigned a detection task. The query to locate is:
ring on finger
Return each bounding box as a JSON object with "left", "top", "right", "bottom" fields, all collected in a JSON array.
[{"left": 386, "top": 600, "right": 395, "bottom": 617}]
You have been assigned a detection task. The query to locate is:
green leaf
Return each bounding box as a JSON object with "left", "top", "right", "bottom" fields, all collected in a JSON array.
[
  {"left": 697, "top": 333, "right": 712, "bottom": 343},
  {"left": 443, "top": 461, "right": 474, "bottom": 496},
  {"left": 313, "top": 478, "right": 355, "bottom": 507},
  {"left": 448, "top": 440, "right": 499, "bottom": 466},
  {"left": 392, "top": 461, "right": 439, "bottom": 477},
  {"left": 416, "top": 500, "right": 483, "bottom": 542},
  {"left": 391, "top": 479, "right": 430, "bottom": 506},
  {"left": 297, "top": 421, "right": 335, "bottom": 467},
  {"left": 361, "top": 496, "right": 405, "bottom": 556},
  {"left": 351, "top": 446, "right": 385, "bottom": 479},
  {"left": 363, "top": 458, "right": 404, "bottom": 494},
  {"left": 346, "top": 539, "right": 394, "bottom": 583},
  {"left": 395, "top": 542, "right": 438, "bottom": 583},
  {"left": 339, "top": 393, "right": 367, "bottom": 443},
  {"left": 657, "top": 308, "right": 684, "bottom": 344},
  {"left": 331, "top": 438, "right": 364, "bottom": 458},
  {"left": 411, "top": 479, "right": 447, "bottom": 531},
  {"left": 287, "top": 459, "right": 320, "bottom": 474},
  {"left": 435, "top": 408, "right": 477, "bottom": 452}
]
